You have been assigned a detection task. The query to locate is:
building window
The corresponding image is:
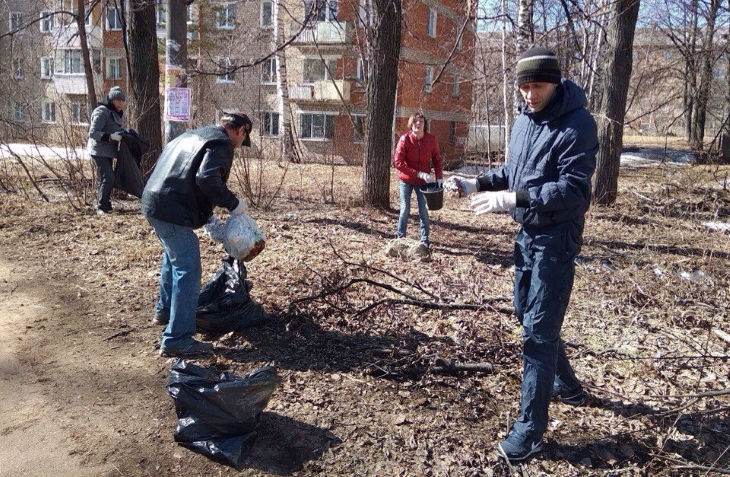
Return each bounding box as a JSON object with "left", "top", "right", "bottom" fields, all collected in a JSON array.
[
  {"left": 107, "top": 7, "right": 122, "bottom": 30},
  {"left": 261, "top": 1, "right": 273, "bottom": 28},
  {"left": 71, "top": 102, "right": 88, "bottom": 124},
  {"left": 300, "top": 113, "right": 334, "bottom": 139},
  {"left": 449, "top": 121, "right": 456, "bottom": 145},
  {"left": 14, "top": 104, "right": 26, "bottom": 122},
  {"left": 353, "top": 115, "right": 364, "bottom": 143},
  {"left": 10, "top": 12, "right": 22, "bottom": 31},
  {"left": 156, "top": 0, "right": 166, "bottom": 26},
  {"left": 356, "top": 58, "right": 368, "bottom": 83},
  {"left": 262, "top": 58, "right": 277, "bottom": 84},
  {"left": 452, "top": 73, "right": 460, "bottom": 97},
  {"left": 41, "top": 57, "right": 54, "bottom": 79},
  {"left": 358, "top": 0, "right": 372, "bottom": 27},
  {"left": 427, "top": 9, "right": 436, "bottom": 37},
  {"left": 261, "top": 111, "right": 280, "bottom": 136},
  {"left": 57, "top": 50, "right": 83, "bottom": 74},
  {"left": 107, "top": 58, "right": 122, "bottom": 80},
  {"left": 40, "top": 11, "right": 54, "bottom": 32},
  {"left": 13, "top": 59, "right": 23, "bottom": 79},
  {"left": 216, "top": 57, "right": 235, "bottom": 83},
  {"left": 304, "top": 0, "right": 338, "bottom": 21},
  {"left": 424, "top": 65, "right": 433, "bottom": 93},
  {"left": 42, "top": 101, "right": 57, "bottom": 123},
  {"left": 215, "top": 3, "right": 236, "bottom": 29},
  {"left": 303, "top": 58, "right": 336, "bottom": 83}
]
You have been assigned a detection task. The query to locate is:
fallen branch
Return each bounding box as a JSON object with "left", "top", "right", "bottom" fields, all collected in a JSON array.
[
  {"left": 651, "top": 453, "right": 730, "bottom": 475},
  {"left": 104, "top": 330, "right": 131, "bottom": 341},
  {"left": 713, "top": 328, "right": 730, "bottom": 345}
]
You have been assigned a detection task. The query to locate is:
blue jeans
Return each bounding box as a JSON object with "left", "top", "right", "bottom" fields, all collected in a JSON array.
[
  {"left": 511, "top": 219, "right": 583, "bottom": 442},
  {"left": 146, "top": 216, "right": 202, "bottom": 350},
  {"left": 397, "top": 181, "right": 429, "bottom": 242},
  {"left": 91, "top": 155, "right": 114, "bottom": 211}
]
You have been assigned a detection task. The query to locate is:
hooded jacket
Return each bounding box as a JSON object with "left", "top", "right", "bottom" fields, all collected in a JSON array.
[
  {"left": 393, "top": 131, "right": 444, "bottom": 185},
  {"left": 140, "top": 125, "right": 241, "bottom": 229},
  {"left": 87, "top": 99, "right": 124, "bottom": 158},
  {"left": 477, "top": 79, "right": 597, "bottom": 228}
]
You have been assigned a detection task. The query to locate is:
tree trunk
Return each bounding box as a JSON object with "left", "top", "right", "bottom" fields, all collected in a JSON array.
[
  {"left": 593, "top": 0, "right": 640, "bottom": 205},
  {"left": 362, "top": 0, "right": 402, "bottom": 208},
  {"left": 165, "top": 0, "right": 188, "bottom": 144},
  {"left": 76, "top": 0, "right": 96, "bottom": 114},
  {"left": 274, "top": 0, "right": 297, "bottom": 162},
  {"left": 128, "top": 0, "right": 162, "bottom": 173},
  {"left": 513, "top": 0, "right": 533, "bottom": 116},
  {"left": 690, "top": 0, "right": 720, "bottom": 152}
]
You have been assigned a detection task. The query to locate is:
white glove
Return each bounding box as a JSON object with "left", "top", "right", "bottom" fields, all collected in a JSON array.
[
  {"left": 203, "top": 214, "right": 226, "bottom": 243},
  {"left": 417, "top": 171, "right": 435, "bottom": 183},
  {"left": 444, "top": 176, "right": 479, "bottom": 197},
  {"left": 110, "top": 132, "right": 122, "bottom": 141},
  {"left": 470, "top": 191, "right": 517, "bottom": 214},
  {"left": 230, "top": 199, "right": 248, "bottom": 216},
  {"left": 436, "top": 179, "right": 443, "bottom": 189}
]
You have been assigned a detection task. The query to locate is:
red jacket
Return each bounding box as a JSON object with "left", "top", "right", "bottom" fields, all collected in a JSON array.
[{"left": 393, "top": 131, "right": 443, "bottom": 185}]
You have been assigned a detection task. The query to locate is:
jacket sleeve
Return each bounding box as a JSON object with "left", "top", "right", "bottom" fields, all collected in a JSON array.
[
  {"left": 195, "top": 143, "right": 239, "bottom": 211},
  {"left": 393, "top": 135, "right": 419, "bottom": 179},
  {"left": 88, "top": 107, "right": 110, "bottom": 142},
  {"left": 476, "top": 163, "right": 510, "bottom": 192},
  {"left": 528, "top": 121, "right": 597, "bottom": 213}
]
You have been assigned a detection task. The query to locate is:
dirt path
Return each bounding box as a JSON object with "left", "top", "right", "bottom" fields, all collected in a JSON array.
[{"left": 0, "top": 255, "right": 113, "bottom": 477}]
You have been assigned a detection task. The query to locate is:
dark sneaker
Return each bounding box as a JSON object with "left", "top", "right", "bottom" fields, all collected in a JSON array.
[
  {"left": 420, "top": 240, "right": 431, "bottom": 250},
  {"left": 159, "top": 340, "right": 214, "bottom": 358},
  {"left": 554, "top": 387, "right": 587, "bottom": 406},
  {"left": 152, "top": 312, "right": 169, "bottom": 326},
  {"left": 497, "top": 435, "right": 543, "bottom": 463}
]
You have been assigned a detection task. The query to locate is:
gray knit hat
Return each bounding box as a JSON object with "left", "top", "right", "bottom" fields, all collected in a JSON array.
[
  {"left": 516, "top": 47, "right": 562, "bottom": 86},
  {"left": 107, "top": 86, "right": 126, "bottom": 102}
]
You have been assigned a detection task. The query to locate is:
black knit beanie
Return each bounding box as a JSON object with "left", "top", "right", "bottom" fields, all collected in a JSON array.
[
  {"left": 516, "top": 47, "right": 562, "bottom": 86},
  {"left": 107, "top": 86, "right": 125, "bottom": 102}
]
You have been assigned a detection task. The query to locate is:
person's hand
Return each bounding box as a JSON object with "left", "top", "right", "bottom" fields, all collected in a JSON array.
[
  {"left": 203, "top": 214, "right": 226, "bottom": 243},
  {"left": 417, "top": 171, "right": 435, "bottom": 183},
  {"left": 110, "top": 132, "right": 122, "bottom": 141},
  {"left": 470, "top": 191, "right": 517, "bottom": 214},
  {"left": 436, "top": 179, "right": 443, "bottom": 189},
  {"left": 230, "top": 199, "right": 248, "bottom": 216},
  {"left": 444, "top": 176, "right": 478, "bottom": 197}
]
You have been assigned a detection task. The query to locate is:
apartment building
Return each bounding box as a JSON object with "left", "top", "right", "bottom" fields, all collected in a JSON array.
[
  {"left": 1, "top": 0, "right": 475, "bottom": 165},
  {"left": 0, "top": 1, "right": 127, "bottom": 144}
]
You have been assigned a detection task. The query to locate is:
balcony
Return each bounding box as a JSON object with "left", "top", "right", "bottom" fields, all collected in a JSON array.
[
  {"left": 290, "top": 21, "right": 352, "bottom": 44},
  {"left": 289, "top": 80, "right": 350, "bottom": 102},
  {"left": 53, "top": 75, "right": 89, "bottom": 95}
]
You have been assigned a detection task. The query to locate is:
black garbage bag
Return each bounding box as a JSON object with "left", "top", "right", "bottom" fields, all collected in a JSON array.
[
  {"left": 113, "top": 129, "right": 148, "bottom": 198},
  {"left": 196, "top": 257, "right": 267, "bottom": 332},
  {"left": 166, "top": 359, "right": 281, "bottom": 470}
]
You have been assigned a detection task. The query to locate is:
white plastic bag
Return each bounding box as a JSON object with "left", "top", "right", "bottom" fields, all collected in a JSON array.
[{"left": 224, "top": 214, "right": 266, "bottom": 261}]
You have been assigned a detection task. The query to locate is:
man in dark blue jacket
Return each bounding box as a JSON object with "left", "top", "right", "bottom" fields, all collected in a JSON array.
[
  {"left": 446, "top": 46, "right": 598, "bottom": 464},
  {"left": 141, "top": 112, "right": 252, "bottom": 357}
]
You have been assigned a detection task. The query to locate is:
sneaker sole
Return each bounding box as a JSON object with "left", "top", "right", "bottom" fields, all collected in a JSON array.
[{"left": 496, "top": 441, "right": 543, "bottom": 463}]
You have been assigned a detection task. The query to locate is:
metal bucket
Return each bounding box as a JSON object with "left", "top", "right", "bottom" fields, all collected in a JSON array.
[{"left": 421, "top": 184, "right": 443, "bottom": 211}]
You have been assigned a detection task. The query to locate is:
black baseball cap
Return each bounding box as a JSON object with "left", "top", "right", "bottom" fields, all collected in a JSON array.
[{"left": 221, "top": 111, "right": 252, "bottom": 147}]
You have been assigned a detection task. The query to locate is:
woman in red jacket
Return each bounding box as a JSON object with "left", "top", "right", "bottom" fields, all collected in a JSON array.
[{"left": 393, "top": 113, "right": 443, "bottom": 248}]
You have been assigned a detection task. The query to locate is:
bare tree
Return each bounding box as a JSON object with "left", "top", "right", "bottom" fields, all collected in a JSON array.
[
  {"left": 593, "top": 0, "right": 640, "bottom": 205},
  {"left": 76, "top": 0, "right": 97, "bottom": 113},
  {"left": 691, "top": 0, "right": 721, "bottom": 151},
  {"left": 128, "top": 0, "right": 162, "bottom": 171},
  {"left": 362, "top": 0, "right": 401, "bottom": 208}
]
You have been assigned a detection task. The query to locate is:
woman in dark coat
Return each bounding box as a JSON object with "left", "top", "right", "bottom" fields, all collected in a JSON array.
[{"left": 87, "top": 86, "right": 125, "bottom": 214}]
